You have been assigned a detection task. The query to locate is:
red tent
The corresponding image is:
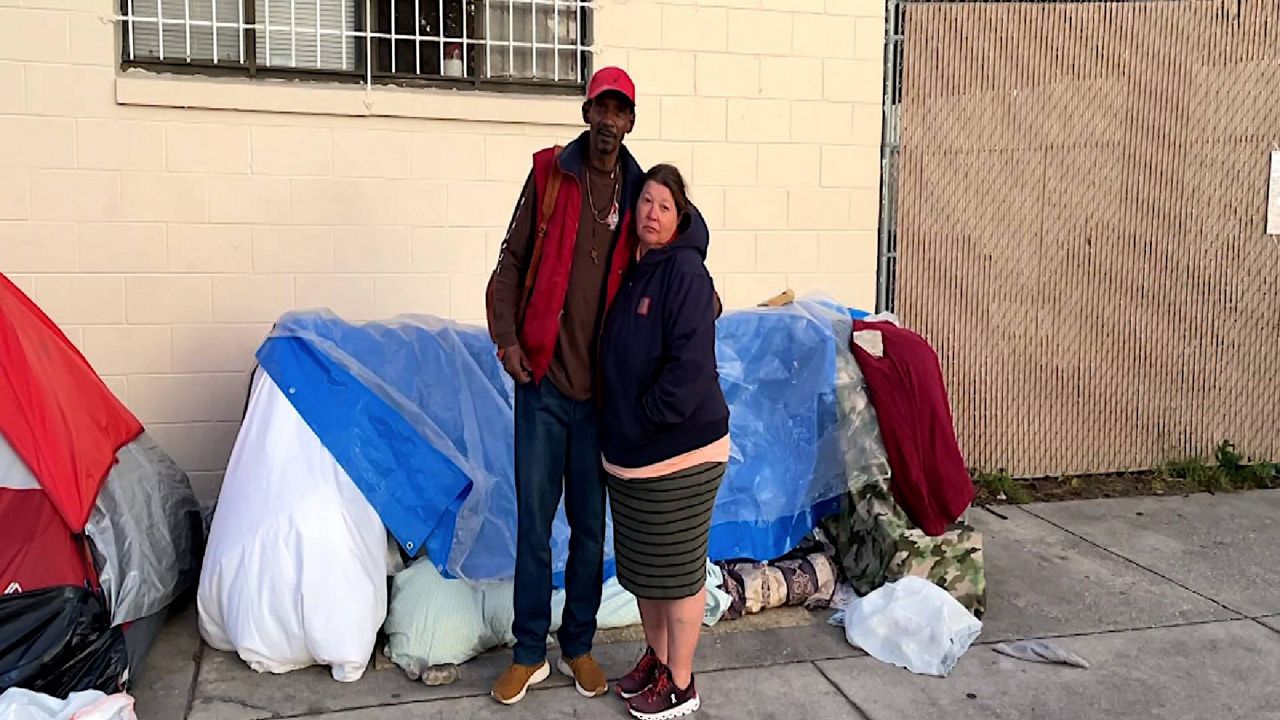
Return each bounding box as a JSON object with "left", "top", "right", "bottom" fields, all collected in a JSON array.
[
  {"left": 0, "top": 273, "right": 142, "bottom": 595},
  {"left": 1, "top": 273, "right": 203, "bottom": 697},
  {"left": 0, "top": 470, "right": 93, "bottom": 594}
]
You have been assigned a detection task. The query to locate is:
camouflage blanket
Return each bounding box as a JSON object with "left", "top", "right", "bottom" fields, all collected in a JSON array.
[
  {"left": 823, "top": 335, "right": 986, "bottom": 617},
  {"left": 821, "top": 479, "right": 985, "bottom": 616}
]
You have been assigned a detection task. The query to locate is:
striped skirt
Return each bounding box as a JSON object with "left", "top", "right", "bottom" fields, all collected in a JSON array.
[{"left": 606, "top": 462, "right": 727, "bottom": 600}]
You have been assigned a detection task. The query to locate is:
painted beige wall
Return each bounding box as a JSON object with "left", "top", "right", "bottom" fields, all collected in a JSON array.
[{"left": 0, "top": 0, "right": 885, "bottom": 500}]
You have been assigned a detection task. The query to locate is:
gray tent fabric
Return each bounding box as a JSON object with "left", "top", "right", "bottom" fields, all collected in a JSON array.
[
  {"left": 122, "top": 608, "right": 169, "bottom": 678},
  {"left": 0, "top": 440, "right": 39, "bottom": 490},
  {"left": 85, "top": 433, "right": 204, "bottom": 627}
]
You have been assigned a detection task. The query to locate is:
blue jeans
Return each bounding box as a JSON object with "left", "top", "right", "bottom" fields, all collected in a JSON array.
[{"left": 511, "top": 380, "right": 606, "bottom": 666}]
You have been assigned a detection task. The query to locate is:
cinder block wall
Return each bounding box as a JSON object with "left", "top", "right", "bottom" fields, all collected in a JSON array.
[{"left": 0, "top": 0, "right": 885, "bottom": 501}]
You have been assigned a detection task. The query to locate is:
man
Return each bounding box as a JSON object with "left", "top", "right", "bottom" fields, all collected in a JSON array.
[{"left": 485, "top": 66, "right": 643, "bottom": 705}]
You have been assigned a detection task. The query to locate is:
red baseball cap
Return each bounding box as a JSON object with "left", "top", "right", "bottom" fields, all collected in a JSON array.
[{"left": 586, "top": 66, "right": 636, "bottom": 107}]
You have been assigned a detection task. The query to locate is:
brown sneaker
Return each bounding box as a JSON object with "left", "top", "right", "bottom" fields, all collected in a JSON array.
[
  {"left": 557, "top": 653, "right": 608, "bottom": 698},
  {"left": 492, "top": 661, "right": 550, "bottom": 705}
]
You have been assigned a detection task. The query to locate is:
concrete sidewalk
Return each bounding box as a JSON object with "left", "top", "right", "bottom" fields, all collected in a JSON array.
[{"left": 133, "top": 490, "right": 1280, "bottom": 720}]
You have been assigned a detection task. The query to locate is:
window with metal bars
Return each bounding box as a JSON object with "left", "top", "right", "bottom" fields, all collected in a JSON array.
[{"left": 117, "top": 0, "right": 592, "bottom": 93}]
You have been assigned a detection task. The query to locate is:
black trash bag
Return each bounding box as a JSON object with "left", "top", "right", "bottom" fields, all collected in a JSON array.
[{"left": 0, "top": 585, "right": 129, "bottom": 696}]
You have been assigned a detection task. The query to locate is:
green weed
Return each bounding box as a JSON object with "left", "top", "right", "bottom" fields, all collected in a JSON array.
[
  {"left": 1161, "top": 441, "right": 1277, "bottom": 493},
  {"left": 973, "top": 469, "right": 1032, "bottom": 504}
]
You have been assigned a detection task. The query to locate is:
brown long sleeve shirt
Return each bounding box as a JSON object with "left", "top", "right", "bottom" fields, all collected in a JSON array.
[{"left": 488, "top": 168, "right": 623, "bottom": 402}]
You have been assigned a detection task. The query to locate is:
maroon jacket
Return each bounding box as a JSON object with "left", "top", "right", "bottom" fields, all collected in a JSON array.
[{"left": 852, "top": 319, "right": 976, "bottom": 535}]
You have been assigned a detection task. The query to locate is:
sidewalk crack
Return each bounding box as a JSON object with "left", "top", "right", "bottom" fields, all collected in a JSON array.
[
  {"left": 183, "top": 637, "right": 206, "bottom": 720},
  {"left": 813, "top": 661, "right": 874, "bottom": 720}
]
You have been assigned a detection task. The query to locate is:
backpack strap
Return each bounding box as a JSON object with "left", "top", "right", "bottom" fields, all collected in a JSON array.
[{"left": 518, "top": 145, "right": 564, "bottom": 326}]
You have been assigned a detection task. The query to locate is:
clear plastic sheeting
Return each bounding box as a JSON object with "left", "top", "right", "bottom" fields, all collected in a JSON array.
[
  {"left": 254, "top": 294, "right": 886, "bottom": 582},
  {"left": 834, "top": 324, "right": 894, "bottom": 501},
  {"left": 709, "top": 297, "right": 887, "bottom": 561},
  {"left": 85, "top": 434, "right": 204, "bottom": 627}
]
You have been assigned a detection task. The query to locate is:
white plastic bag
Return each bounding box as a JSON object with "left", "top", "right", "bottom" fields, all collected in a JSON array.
[
  {"left": 0, "top": 688, "right": 137, "bottom": 720},
  {"left": 197, "top": 371, "right": 387, "bottom": 682},
  {"left": 843, "top": 576, "right": 982, "bottom": 677}
]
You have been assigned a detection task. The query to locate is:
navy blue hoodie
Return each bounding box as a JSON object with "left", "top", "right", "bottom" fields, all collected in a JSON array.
[{"left": 599, "top": 206, "right": 730, "bottom": 469}]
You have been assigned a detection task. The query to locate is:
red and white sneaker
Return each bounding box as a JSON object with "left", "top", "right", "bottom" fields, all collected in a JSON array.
[
  {"left": 616, "top": 646, "right": 662, "bottom": 700},
  {"left": 626, "top": 666, "right": 700, "bottom": 720}
]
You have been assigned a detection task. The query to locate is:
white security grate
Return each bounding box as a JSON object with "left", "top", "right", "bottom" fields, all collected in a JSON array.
[{"left": 119, "top": 0, "right": 589, "bottom": 86}]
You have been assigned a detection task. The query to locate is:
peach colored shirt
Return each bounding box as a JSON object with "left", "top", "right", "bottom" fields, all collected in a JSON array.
[{"left": 603, "top": 434, "right": 730, "bottom": 480}]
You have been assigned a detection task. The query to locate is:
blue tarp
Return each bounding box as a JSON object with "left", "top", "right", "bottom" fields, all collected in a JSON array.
[{"left": 256, "top": 298, "right": 880, "bottom": 584}]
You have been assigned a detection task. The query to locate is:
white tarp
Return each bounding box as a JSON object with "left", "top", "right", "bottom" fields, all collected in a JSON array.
[{"left": 197, "top": 370, "right": 387, "bottom": 682}]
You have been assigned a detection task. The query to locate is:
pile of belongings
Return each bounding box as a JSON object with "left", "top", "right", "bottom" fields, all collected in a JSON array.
[
  {"left": 382, "top": 558, "right": 733, "bottom": 682},
  {"left": 0, "top": 274, "right": 204, "bottom": 698},
  {"left": 198, "top": 294, "right": 985, "bottom": 684},
  {"left": 715, "top": 303, "right": 984, "bottom": 620},
  {"left": 716, "top": 536, "right": 841, "bottom": 621},
  {"left": 822, "top": 313, "right": 985, "bottom": 616}
]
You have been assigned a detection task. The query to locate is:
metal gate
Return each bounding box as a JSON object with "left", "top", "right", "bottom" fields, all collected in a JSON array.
[{"left": 878, "top": 0, "right": 1280, "bottom": 476}]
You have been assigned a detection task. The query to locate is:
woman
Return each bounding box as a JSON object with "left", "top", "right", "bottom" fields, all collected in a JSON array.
[{"left": 599, "top": 164, "right": 730, "bottom": 720}]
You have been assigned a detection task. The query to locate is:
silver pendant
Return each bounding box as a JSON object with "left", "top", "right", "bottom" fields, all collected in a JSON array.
[{"left": 607, "top": 202, "right": 619, "bottom": 231}]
